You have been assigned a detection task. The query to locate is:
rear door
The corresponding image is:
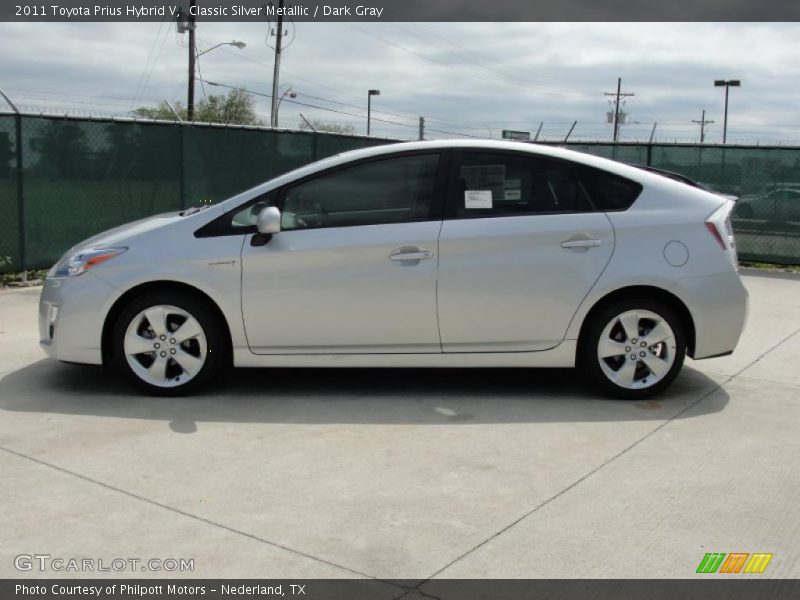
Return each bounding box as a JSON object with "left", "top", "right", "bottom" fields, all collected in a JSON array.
[{"left": 437, "top": 150, "right": 615, "bottom": 352}]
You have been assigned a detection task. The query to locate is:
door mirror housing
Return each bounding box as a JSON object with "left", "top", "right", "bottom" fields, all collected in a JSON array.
[{"left": 256, "top": 206, "right": 281, "bottom": 235}]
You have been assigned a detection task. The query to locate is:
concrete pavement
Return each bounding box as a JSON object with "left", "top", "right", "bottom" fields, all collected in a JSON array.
[{"left": 0, "top": 272, "right": 798, "bottom": 585}]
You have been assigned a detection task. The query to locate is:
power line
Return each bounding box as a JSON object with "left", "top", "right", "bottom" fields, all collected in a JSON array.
[
  {"left": 400, "top": 23, "right": 590, "bottom": 96},
  {"left": 199, "top": 79, "right": 485, "bottom": 138},
  {"left": 132, "top": 18, "right": 165, "bottom": 101},
  {"left": 345, "top": 23, "right": 588, "bottom": 99},
  {"left": 195, "top": 35, "right": 491, "bottom": 133},
  {"left": 135, "top": 17, "right": 173, "bottom": 102}
]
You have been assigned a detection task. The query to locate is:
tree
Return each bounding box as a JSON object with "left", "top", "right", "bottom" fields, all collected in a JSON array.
[
  {"left": 132, "top": 90, "right": 264, "bottom": 126},
  {"left": 195, "top": 89, "right": 264, "bottom": 125},
  {"left": 298, "top": 118, "right": 356, "bottom": 135},
  {"left": 29, "top": 121, "right": 94, "bottom": 179},
  {"left": 132, "top": 101, "right": 184, "bottom": 121}
]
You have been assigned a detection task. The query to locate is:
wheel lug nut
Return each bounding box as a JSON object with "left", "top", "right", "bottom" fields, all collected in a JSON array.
[
  {"left": 154, "top": 342, "right": 160, "bottom": 349},
  {"left": 631, "top": 338, "right": 638, "bottom": 344},
  {"left": 170, "top": 348, "right": 176, "bottom": 355},
  {"left": 160, "top": 351, "right": 167, "bottom": 357},
  {"left": 160, "top": 335, "right": 166, "bottom": 341},
  {"left": 641, "top": 341, "right": 647, "bottom": 347},
  {"left": 625, "top": 346, "right": 631, "bottom": 352},
  {"left": 630, "top": 354, "right": 637, "bottom": 360},
  {"left": 170, "top": 338, "right": 176, "bottom": 344},
  {"left": 640, "top": 351, "right": 646, "bottom": 357}
]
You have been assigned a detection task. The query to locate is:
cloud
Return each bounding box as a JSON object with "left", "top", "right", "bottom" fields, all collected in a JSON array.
[{"left": 1, "top": 21, "right": 798, "bottom": 143}]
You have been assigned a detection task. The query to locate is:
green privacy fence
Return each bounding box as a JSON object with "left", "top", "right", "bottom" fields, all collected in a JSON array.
[
  {"left": 0, "top": 112, "right": 391, "bottom": 273},
  {"left": 550, "top": 141, "right": 800, "bottom": 264},
  {"left": 1, "top": 112, "right": 799, "bottom": 272}
]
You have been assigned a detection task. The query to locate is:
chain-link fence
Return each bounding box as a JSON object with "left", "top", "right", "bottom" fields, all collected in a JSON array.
[
  {"left": 550, "top": 141, "right": 800, "bottom": 264},
  {"left": 1, "top": 112, "right": 799, "bottom": 273},
  {"left": 0, "top": 112, "right": 390, "bottom": 272}
]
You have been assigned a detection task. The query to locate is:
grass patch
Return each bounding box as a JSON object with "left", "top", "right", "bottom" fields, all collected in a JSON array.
[{"left": 740, "top": 260, "right": 800, "bottom": 273}]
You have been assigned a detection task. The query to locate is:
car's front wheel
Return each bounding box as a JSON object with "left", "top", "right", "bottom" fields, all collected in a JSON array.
[
  {"left": 112, "top": 291, "right": 227, "bottom": 395},
  {"left": 580, "top": 298, "right": 686, "bottom": 399}
]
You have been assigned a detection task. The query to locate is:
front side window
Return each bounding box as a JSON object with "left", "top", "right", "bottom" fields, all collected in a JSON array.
[
  {"left": 195, "top": 192, "right": 276, "bottom": 237},
  {"left": 281, "top": 153, "right": 440, "bottom": 230},
  {"left": 453, "top": 151, "right": 593, "bottom": 218},
  {"left": 230, "top": 197, "right": 274, "bottom": 229}
]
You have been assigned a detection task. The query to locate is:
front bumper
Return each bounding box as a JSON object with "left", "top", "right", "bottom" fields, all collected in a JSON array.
[{"left": 39, "top": 273, "right": 121, "bottom": 365}]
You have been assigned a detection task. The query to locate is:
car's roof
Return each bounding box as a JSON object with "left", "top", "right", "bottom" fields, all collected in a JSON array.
[
  {"left": 332, "top": 139, "right": 654, "bottom": 181},
  {"left": 219, "top": 139, "right": 717, "bottom": 211}
]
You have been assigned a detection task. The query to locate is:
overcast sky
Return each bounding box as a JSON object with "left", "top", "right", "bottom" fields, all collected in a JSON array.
[{"left": 1, "top": 21, "right": 798, "bottom": 143}]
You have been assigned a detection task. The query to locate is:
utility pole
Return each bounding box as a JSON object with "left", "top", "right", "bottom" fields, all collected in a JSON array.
[
  {"left": 186, "top": 0, "right": 197, "bottom": 121},
  {"left": 692, "top": 110, "right": 714, "bottom": 143},
  {"left": 418, "top": 116, "right": 425, "bottom": 140},
  {"left": 604, "top": 77, "right": 634, "bottom": 142},
  {"left": 269, "top": 0, "right": 285, "bottom": 128}
]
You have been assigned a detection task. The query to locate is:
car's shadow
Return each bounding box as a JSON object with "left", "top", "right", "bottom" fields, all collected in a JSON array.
[{"left": 0, "top": 359, "right": 729, "bottom": 432}]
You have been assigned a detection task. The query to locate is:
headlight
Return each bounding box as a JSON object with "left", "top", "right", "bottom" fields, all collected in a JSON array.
[{"left": 49, "top": 247, "right": 128, "bottom": 278}]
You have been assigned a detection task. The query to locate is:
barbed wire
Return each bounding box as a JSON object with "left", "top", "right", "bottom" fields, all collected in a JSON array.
[{"left": 6, "top": 102, "right": 800, "bottom": 147}]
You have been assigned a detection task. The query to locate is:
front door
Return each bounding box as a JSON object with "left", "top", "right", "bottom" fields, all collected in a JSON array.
[{"left": 240, "top": 152, "right": 445, "bottom": 354}]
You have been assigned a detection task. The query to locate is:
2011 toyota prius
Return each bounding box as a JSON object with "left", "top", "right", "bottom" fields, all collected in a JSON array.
[{"left": 39, "top": 140, "right": 748, "bottom": 398}]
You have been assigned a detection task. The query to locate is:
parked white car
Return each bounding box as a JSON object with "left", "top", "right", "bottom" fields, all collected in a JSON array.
[
  {"left": 39, "top": 140, "right": 748, "bottom": 399},
  {"left": 734, "top": 185, "right": 800, "bottom": 220}
]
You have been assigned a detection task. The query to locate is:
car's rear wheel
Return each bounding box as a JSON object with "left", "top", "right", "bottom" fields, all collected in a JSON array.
[
  {"left": 580, "top": 298, "right": 686, "bottom": 399},
  {"left": 112, "top": 291, "right": 226, "bottom": 396}
]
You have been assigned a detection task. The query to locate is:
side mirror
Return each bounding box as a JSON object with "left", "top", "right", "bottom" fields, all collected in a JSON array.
[
  {"left": 250, "top": 202, "right": 267, "bottom": 218},
  {"left": 256, "top": 206, "right": 281, "bottom": 235}
]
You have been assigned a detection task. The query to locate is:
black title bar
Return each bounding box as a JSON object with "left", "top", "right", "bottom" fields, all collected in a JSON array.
[
  {"left": 3, "top": 0, "right": 800, "bottom": 22},
  {"left": 5, "top": 579, "right": 800, "bottom": 600}
]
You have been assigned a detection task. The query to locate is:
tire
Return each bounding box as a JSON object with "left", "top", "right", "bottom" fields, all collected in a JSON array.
[
  {"left": 111, "top": 290, "right": 227, "bottom": 396},
  {"left": 579, "top": 297, "right": 686, "bottom": 400}
]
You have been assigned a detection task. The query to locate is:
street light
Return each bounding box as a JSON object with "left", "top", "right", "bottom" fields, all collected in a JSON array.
[
  {"left": 367, "top": 89, "right": 380, "bottom": 136},
  {"left": 197, "top": 40, "right": 247, "bottom": 57},
  {"left": 275, "top": 86, "right": 297, "bottom": 127},
  {"left": 189, "top": 40, "right": 246, "bottom": 121},
  {"left": 714, "top": 79, "right": 741, "bottom": 144}
]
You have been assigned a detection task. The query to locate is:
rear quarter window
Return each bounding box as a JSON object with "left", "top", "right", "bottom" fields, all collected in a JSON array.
[{"left": 579, "top": 166, "right": 643, "bottom": 211}]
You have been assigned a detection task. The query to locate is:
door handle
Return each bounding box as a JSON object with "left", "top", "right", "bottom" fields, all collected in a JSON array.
[
  {"left": 561, "top": 238, "right": 602, "bottom": 249},
  {"left": 389, "top": 249, "right": 433, "bottom": 261}
]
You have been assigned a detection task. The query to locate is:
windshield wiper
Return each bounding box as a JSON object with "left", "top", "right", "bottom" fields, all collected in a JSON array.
[{"left": 179, "top": 205, "right": 212, "bottom": 217}]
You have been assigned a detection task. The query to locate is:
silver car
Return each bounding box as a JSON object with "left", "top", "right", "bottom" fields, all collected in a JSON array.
[{"left": 39, "top": 140, "right": 748, "bottom": 399}]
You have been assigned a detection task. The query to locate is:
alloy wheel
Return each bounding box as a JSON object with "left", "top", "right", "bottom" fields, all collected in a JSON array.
[
  {"left": 123, "top": 304, "right": 207, "bottom": 388},
  {"left": 596, "top": 309, "right": 677, "bottom": 390}
]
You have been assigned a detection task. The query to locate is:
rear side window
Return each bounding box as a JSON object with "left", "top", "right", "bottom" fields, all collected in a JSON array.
[
  {"left": 579, "top": 166, "right": 643, "bottom": 211},
  {"left": 452, "top": 151, "right": 594, "bottom": 218}
]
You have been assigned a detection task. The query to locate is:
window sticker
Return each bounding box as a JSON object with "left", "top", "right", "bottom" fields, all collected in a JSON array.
[
  {"left": 504, "top": 178, "right": 522, "bottom": 189},
  {"left": 465, "top": 190, "right": 493, "bottom": 209},
  {"left": 504, "top": 189, "right": 522, "bottom": 201},
  {"left": 461, "top": 165, "right": 505, "bottom": 200}
]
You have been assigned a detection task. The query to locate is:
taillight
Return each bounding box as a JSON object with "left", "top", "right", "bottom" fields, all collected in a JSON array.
[
  {"left": 705, "top": 201, "right": 738, "bottom": 268},
  {"left": 705, "top": 222, "right": 726, "bottom": 250}
]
